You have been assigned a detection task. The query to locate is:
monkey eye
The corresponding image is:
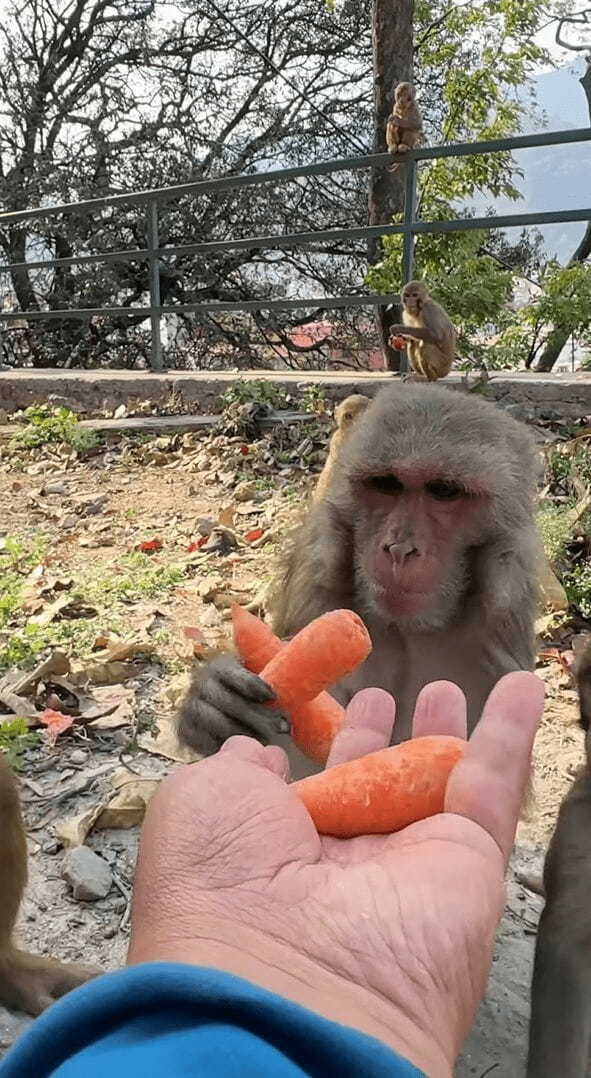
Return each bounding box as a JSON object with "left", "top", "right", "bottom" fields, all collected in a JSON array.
[
  {"left": 366, "top": 474, "right": 404, "bottom": 496},
  {"left": 426, "top": 480, "right": 464, "bottom": 501}
]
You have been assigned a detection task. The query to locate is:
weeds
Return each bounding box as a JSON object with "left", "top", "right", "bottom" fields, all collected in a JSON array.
[
  {"left": 11, "top": 405, "right": 100, "bottom": 452},
  {"left": 0, "top": 719, "right": 40, "bottom": 771}
]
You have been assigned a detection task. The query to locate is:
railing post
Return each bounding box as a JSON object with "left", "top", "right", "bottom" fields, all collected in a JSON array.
[
  {"left": 399, "top": 157, "right": 417, "bottom": 374},
  {"left": 146, "top": 199, "right": 163, "bottom": 371}
]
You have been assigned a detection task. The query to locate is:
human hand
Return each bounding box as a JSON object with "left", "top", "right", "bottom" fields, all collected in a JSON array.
[{"left": 128, "top": 674, "right": 544, "bottom": 1078}]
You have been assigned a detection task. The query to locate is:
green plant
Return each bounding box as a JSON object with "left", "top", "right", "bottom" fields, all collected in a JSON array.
[
  {"left": 0, "top": 719, "right": 40, "bottom": 770},
  {"left": 564, "top": 563, "right": 591, "bottom": 619},
  {"left": 11, "top": 405, "right": 100, "bottom": 452},
  {"left": 299, "top": 385, "right": 328, "bottom": 415},
  {"left": 537, "top": 504, "right": 574, "bottom": 566},
  {"left": 219, "top": 380, "right": 292, "bottom": 412}
]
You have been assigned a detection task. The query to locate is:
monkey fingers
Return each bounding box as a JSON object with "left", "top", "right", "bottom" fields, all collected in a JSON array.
[{"left": 200, "top": 656, "right": 288, "bottom": 742}]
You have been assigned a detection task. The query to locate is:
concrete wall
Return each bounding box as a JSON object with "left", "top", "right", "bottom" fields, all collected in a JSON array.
[{"left": 1, "top": 368, "right": 591, "bottom": 421}]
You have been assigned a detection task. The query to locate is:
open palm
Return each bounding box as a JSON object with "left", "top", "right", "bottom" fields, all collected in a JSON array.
[{"left": 129, "top": 675, "right": 543, "bottom": 1077}]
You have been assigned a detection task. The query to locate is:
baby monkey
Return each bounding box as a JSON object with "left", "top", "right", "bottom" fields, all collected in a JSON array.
[
  {"left": 389, "top": 280, "right": 456, "bottom": 381},
  {"left": 386, "top": 82, "right": 423, "bottom": 170},
  {"left": 313, "top": 394, "right": 370, "bottom": 502}
]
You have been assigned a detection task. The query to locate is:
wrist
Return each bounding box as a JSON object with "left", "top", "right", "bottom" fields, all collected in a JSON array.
[{"left": 128, "top": 918, "right": 453, "bottom": 1077}]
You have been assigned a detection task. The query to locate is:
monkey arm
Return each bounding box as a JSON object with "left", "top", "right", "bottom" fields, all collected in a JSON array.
[{"left": 393, "top": 326, "right": 439, "bottom": 345}]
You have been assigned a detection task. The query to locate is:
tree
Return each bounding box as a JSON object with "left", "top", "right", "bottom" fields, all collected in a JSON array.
[
  {"left": 0, "top": 0, "right": 376, "bottom": 368},
  {"left": 535, "top": 10, "right": 591, "bottom": 371},
  {"left": 365, "top": 0, "right": 584, "bottom": 368}
]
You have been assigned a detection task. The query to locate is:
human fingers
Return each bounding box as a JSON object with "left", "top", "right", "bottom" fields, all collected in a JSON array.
[
  {"left": 220, "top": 734, "right": 289, "bottom": 778},
  {"left": 412, "top": 681, "right": 467, "bottom": 740},
  {"left": 444, "top": 672, "right": 545, "bottom": 864},
  {"left": 326, "top": 688, "right": 395, "bottom": 767}
]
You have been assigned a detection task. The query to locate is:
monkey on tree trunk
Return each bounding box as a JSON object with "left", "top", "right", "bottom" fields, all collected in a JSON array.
[
  {"left": 313, "top": 394, "right": 370, "bottom": 503},
  {"left": 527, "top": 637, "right": 591, "bottom": 1078},
  {"left": 0, "top": 754, "right": 97, "bottom": 1015},
  {"left": 178, "top": 383, "right": 539, "bottom": 777},
  {"left": 389, "top": 280, "right": 456, "bottom": 381},
  {"left": 385, "top": 82, "right": 423, "bottom": 170}
]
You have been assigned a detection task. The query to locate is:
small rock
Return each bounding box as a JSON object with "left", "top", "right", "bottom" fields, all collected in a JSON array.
[
  {"left": 196, "top": 516, "right": 215, "bottom": 537},
  {"left": 113, "top": 405, "right": 127, "bottom": 419},
  {"left": 42, "top": 840, "right": 61, "bottom": 855},
  {"left": 234, "top": 481, "right": 257, "bottom": 503},
  {"left": 62, "top": 846, "right": 113, "bottom": 901},
  {"left": 70, "top": 749, "right": 88, "bottom": 765},
  {"left": 102, "top": 925, "right": 117, "bottom": 939},
  {"left": 43, "top": 480, "right": 68, "bottom": 495}
]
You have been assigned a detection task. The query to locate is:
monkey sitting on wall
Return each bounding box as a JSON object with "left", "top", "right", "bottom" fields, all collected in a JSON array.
[
  {"left": 386, "top": 82, "right": 423, "bottom": 169},
  {"left": 0, "top": 754, "right": 97, "bottom": 1014},
  {"left": 389, "top": 280, "right": 456, "bottom": 381},
  {"left": 313, "top": 395, "right": 370, "bottom": 503},
  {"left": 177, "top": 383, "right": 539, "bottom": 778},
  {"left": 527, "top": 636, "right": 591, "bottom": 1078}
]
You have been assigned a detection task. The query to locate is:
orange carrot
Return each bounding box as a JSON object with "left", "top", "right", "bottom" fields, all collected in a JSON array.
[
  {"left": 231, "top": 606, "right": 370, "bottom": 764},
  {"left": 260, "top": 610, "right": 371, "bottom": 709},
  {"left": 293, "top": 735, "right": 466, "bottom": 837},
  {"left": 231, "top": 604, "right": 281, "bottom": 671}
]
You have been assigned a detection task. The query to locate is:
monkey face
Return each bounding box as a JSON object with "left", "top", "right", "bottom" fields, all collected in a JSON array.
[
  {"left": 395, "top": 82, "right": 414, "bottom": 107},
  {"left": 354, "top": 466, "right": 484, "bottom": 627},
  {"left": 402, "top": 282, "right": 426, "bottom": 315}
]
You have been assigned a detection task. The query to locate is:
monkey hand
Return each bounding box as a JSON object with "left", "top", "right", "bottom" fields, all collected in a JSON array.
[
  {"left": 177, "top": 653, "right": 288, "bottom": 756},
  {"left": 0, "top": 948, "right": 98, "bottom": 1017}
]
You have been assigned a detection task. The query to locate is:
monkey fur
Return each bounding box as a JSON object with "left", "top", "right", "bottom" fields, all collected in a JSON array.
[
  {"left": 527, "top": 637, "right": 591, "bottom": 1078},
  {"left": 386, "top": 82, "right": 423, "bottom": 171},
  {"left": 0, "top": 754, "right": 97, "bottom": 1015},
  {"left": 389, "top": 280, "right": 456, "bottom": 381},
  {"left": 178, "top": 383, "right": 539, "bottom": 776},
  {"left": 313, "top": 395, "right": 370, "bottom": 503}
]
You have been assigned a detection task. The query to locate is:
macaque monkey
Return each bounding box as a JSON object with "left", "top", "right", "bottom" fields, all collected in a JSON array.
[
  {"left": 527, "top": 638, "right": 591, "bottom": 1078},
  {"left": 386, "top": 82, "right": 423, "bottom": 169},
  {"left": 313, "top": 395, "right": 370, "bottom": 502},
  {"left": 178, "top": 383, "right": 538, "bottom": 777},
  {"left": 0, "top": 754, "right": 96, "bottom": 1015},
  {"left": 389, "top": 280, "right": 456, "bottom": 381}
]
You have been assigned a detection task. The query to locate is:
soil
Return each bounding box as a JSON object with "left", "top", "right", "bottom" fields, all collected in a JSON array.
[{"left": 0, "top": 429, "right": 586, "bottom": 1075}]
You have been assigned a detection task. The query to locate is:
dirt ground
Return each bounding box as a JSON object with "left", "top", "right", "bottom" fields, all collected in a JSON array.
[{"left": 0, "top": 430, "right": 586, "bottom": 1074}]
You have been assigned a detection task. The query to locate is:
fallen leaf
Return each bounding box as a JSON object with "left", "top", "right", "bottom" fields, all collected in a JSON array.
[
  {"left": 39, "top": 708, "right": 74, "bottom": 743},
  {"left": 187, "top": 537, "right": 208, "bottom": 553},
  {"left": 69, "top": 660, "right": 143, "bottom": 687},
  {"left": 86, "top": 686, "right": 135, "bottom": 729},
  {"left": 96, "top": 773, "right": 159, "bottom": 829},
  {"left": 54, "top": 803, "right": 106, "bottom": 847},
  {"left": 135, "top": 538, "right": 163, "bottom": 553},
  {"left": 244, "top": 528, "right": 264, "bottom": 543},
  {"left": 138, "top": 717, "right": 200, "bottom": 763}
]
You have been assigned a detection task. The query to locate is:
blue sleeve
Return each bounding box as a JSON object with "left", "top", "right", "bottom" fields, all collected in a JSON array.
[{"left": 0, "top": 963, "right": 425, "bottom": 1077}]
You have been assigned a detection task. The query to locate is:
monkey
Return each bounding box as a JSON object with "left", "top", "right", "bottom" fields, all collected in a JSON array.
[
  {"left": 527, "top": 637, "right": 591, "bottom": 1078},
  {"left": 389, "top": 280, "right": 456, "bottom": 382},
  {"left": 313, "top": 395, "right": 370, "bottom": 503},
  {"left": 0, "top": 753, "right": 97, "bottom": 1015},
  {"left": 177, "top": 383, "right": 539, "bottom": 778},
  {"left": 385, "top": 82, "right": 423, "bottom": 170}
]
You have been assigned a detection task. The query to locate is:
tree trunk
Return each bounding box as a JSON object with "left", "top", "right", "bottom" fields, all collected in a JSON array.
[
  {"left": 535, "top": 61, "right": 591, "bottom": 372},
  {"left": 368, "top": 0, "right": 414, "bottom": 372}
]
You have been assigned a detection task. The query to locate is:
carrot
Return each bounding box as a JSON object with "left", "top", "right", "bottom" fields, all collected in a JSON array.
[
  {"left": 231, "top": 604, "right": 281, "bottom": 671},
  {"left": 260, "top": 610, "right": 371, "bottom": 709},
  {"left": 293, "top": 735, "right": 466, "bottom": 837},
  {"left": 231, "top": 606, "right": 371, "bottom": 764}
]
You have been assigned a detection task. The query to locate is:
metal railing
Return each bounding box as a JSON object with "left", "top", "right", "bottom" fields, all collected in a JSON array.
[{"left": 0, "top": 126, "right": 589, "bottom": 372}]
